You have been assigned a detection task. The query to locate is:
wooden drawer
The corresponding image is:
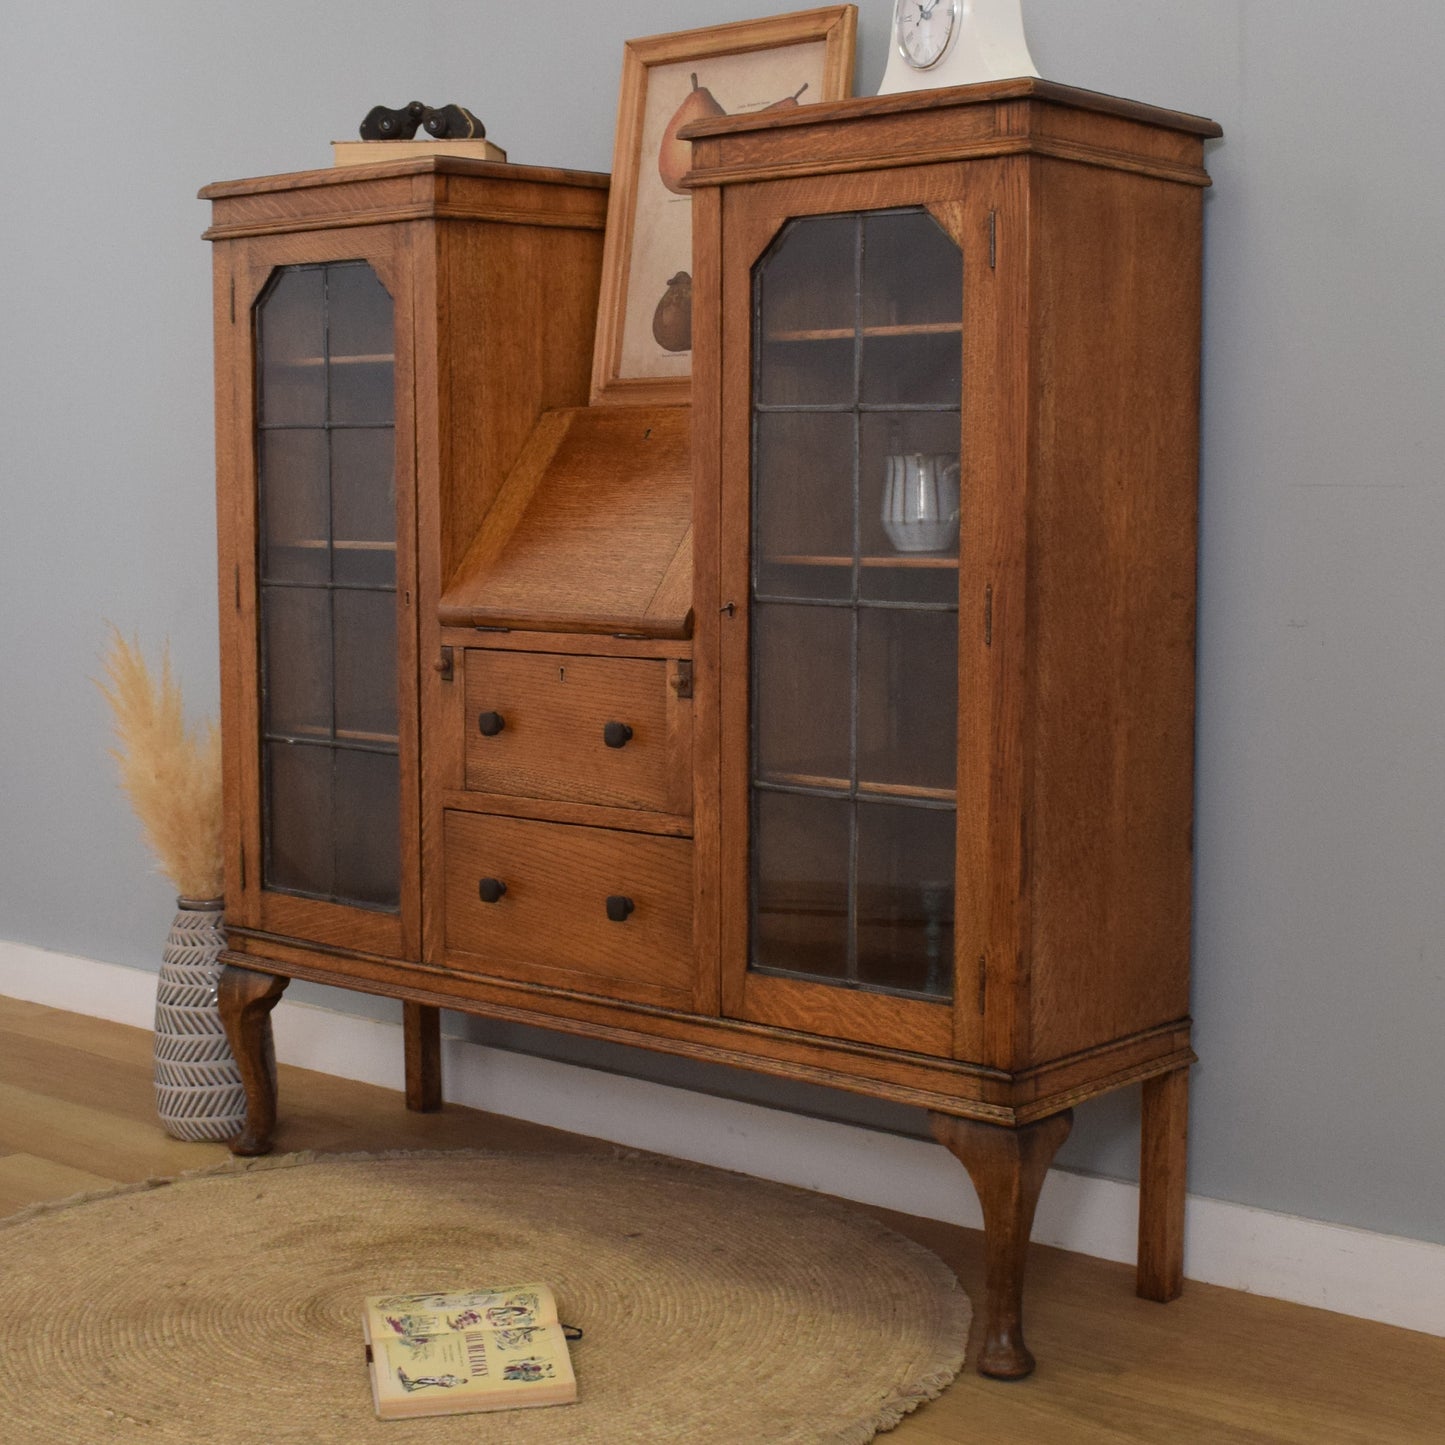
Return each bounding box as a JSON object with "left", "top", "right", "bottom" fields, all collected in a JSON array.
[
  {"left": 463, "top": 650, "right": 690, "bottom": 816},
  {"left": 443, "top": 811, "right": 695, "bottom": 1008}
]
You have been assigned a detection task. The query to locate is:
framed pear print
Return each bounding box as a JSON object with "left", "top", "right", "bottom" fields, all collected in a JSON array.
[{"left": 590, "top": 7, "right": 857, "bottom": 406}]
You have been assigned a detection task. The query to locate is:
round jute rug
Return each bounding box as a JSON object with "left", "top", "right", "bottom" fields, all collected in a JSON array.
[{"left": 0, "top": 1150, "right": 969, "bottom": 1444}]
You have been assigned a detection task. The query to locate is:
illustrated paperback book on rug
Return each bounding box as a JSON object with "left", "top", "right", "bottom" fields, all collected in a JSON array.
[{"left": 363, "top": 1282, "right": 577, "bottom": 1418}]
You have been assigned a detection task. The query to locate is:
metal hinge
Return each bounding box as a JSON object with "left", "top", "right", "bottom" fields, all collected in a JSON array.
[
  {"left": 984, "top": 585, "right": 993, "bottom": 647},
  {"left": 671, "top": 659, "right": 694, "bottom": 699},
  {"left": 989, "top": 210, "right": 997, "bottom": 269},
  {"left": 434, "top": 645, "right": 454, "bottom": 683},
  {"left": 977, "top": 954, "right": 987, "bottom": 1014}
]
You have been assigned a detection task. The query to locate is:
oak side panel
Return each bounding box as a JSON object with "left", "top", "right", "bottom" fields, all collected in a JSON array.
[
  {"left": 1024, "top": 156, "right": 1203, "bottom": 1063},
  {"left": 436, "top": 213, "right": 605, "bottom": 592}
]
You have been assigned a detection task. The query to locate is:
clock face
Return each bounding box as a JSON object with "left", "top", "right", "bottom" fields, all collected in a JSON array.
[{"left": 895, "top": 0, "right": 960, "bottom": 70}]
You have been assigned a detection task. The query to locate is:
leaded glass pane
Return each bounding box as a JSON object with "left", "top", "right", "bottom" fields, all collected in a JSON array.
[{"left": 749, "top": 210, "right": 962, "bottom": 1000}]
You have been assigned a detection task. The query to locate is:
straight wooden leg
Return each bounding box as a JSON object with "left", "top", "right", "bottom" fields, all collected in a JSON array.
[
  {"left": 403, "top": 1002, "right": 443, "bottom": 1113},
  {"left": 1138, "top": 1065, "right": 1189, "bottom": 1301},
  {"left": 930, "top": 1109, "right": 1073, "bottom": 1379},
  {"left": 216, "top": 964, "right": 288, "bottom": 1157}
]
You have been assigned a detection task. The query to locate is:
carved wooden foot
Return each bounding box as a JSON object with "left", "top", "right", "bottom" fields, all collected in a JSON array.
[
  {"left": 403, "top": 1002, "right": 443, "bottom": 1113},
  {"left": 931, "top": 1109, "right": 1073, "bottom": 1379},
  {"left": 1138, "top": 1065, "right": 1189, "bottom": 1301},
  {"left": 217, "top": 964, "right": 288, "bottom": 1156}
]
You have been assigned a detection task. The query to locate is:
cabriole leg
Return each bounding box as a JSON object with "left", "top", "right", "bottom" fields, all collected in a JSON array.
[
  {"left": 1138, "top": 1065, "right": 1189, "bottom": 1301},
  {"left": 930, "top": 1108, "right": 1073, "bottom": 1379},
  {"left": 216, "top": 964, "right": 288, "bottom": 1157}
]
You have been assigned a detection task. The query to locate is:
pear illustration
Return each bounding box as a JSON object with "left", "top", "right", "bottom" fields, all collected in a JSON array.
[
  {"left": 652, "top": 272, "right": 693, "bottom": 353},
  {"left": 760, "top": 82, "right": 809, "bottom": 112},
  {"left": 658, "top": 73, "right": 724, "bottom": 195}
]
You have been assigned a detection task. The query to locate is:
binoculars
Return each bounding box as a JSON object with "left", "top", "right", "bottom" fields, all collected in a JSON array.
[{"left": 359, "top": 102, "right": 485, "bottom": 141}]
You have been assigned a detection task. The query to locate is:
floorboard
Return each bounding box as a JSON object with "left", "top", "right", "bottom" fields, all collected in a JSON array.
[{"left": 1, "top": 994, "right": 1441, "bottom": 1442}]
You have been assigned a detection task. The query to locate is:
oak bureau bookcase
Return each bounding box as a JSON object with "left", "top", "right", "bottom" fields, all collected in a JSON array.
[{"left": 204, "top": 80, "right": 1219, "bottom": 1379}]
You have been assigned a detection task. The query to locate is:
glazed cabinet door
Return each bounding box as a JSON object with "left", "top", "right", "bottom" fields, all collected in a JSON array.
[
  {"left": 705, "top": 167, "right": 1011, "bottom": 1058},
  {"left": 215, "top": 227, "right": 420, "bottom": 959}
]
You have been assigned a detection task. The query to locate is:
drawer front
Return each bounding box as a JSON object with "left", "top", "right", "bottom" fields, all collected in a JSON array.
[
  {"left": 464, "top": 651, "right": 688, "bottom": 814},
  {"left": 444, "top": 811, "right": 695, "bottom": 1006}
]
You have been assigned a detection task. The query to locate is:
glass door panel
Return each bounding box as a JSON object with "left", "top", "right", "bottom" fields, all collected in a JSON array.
[
  {"left": 855, "top": 800, "right": 956, "bottom": 995},
  {"left": 749, "top": 209, "right": 962, "bottom": 1002},
  {"left": 333, "top": 749, "right": 401, "bottom": 906},
  {"left": 753, "top": 791, "right": 851, "bottom": 984},
  {"left": 258, "top": 269, "right": 326, "bottom": 426},
  {"left": 753, "top": 412, "right": 855, "bottom": 598},
  {"left": 856, "top": 607, "right": 958, "bottom": 796},
  {"left": 859, "top": 410, "right": 961, "bottom": 605},
  {"left": 859, "top": 208, "right": 964, "bottom": 328},
  {"left": 255, "top": 260, "right": 400, "bottom": 911},
  {"left": 752, "top": 602, "right": 852, "bottom": 785},
  {"left": 330, "top": 428, "right": 397, "bottom": 587}
]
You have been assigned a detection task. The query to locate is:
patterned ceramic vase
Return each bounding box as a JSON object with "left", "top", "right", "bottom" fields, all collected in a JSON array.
[{"left": 152, "top": 898, "right": 247, "bottom": 1142}]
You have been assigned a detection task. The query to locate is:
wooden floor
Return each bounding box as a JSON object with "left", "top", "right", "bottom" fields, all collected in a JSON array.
[{"left": 2, "top": 994, "right": 1442, "bottom": 1443}]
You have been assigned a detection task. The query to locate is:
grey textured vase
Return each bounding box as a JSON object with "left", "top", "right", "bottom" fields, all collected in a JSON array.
[{"left": 153, "top": 898, "right": 247, "bottom": 1142}]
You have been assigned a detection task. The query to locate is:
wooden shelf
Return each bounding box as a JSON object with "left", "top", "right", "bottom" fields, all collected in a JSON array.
[
  {"left": 764, "top": 321, "right": 962, "bottom": 343},
  {"left": 280, "top": 352, "right": 395, "bottom": 367},
  {"left": 758, "top": 769, "right": 956, "bottom": 805},
  {"left": 272, "top": 723, "right": 400, "bottom": 747},
  {"left": 269, "top": 539, "right": 396, "bottom": 551},
  {"left": 772, "top": 553, "right": 957, "bottom": 568}
]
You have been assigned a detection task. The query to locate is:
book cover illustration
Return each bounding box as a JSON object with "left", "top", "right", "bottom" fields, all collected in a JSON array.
[{"left": 363, "top": 1283, "right": 576, "bottom": 1419}]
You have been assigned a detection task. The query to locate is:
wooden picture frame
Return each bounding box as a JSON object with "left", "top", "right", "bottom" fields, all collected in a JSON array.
[{"left": 589, "top": 6, "right": 857, "bottom": 406}]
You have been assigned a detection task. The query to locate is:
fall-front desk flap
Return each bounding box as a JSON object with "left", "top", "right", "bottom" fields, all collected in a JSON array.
[{"left": 439, "top": 405, "right": 693, "bottom": 639}]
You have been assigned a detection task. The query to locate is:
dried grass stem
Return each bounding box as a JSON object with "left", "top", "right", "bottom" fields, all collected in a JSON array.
[{"left": 96, "top": 626, "right": 223, "bottom": 900}]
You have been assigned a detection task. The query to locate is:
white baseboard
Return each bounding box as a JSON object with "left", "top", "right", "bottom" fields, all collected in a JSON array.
[{"left": 4, "top": 936, "right": 1443, "bottom": 1338}]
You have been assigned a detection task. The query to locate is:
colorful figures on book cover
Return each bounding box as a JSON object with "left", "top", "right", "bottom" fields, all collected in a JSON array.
[
  {"left": 371, "top": 1285, "right": 565, "bottom": 1400},
  {"left": 397, "top": 1369, "right": 466, "bottom": 1393},
  {"left": 492, "top": 1326, "right": 543, "bottom": 1349},
  {"left": 382, "top": 1313, "right": 436, "bottom": 1349},
  {"left": 502, "top": 1358, "right": 557, "bottom": 1383},
  {"left": 378, "top": 1288, "right": 541, "bottom": 1350}
]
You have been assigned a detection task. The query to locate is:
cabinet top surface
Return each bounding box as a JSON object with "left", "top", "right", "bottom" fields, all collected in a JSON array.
[
  {"left": 680, "top": 77, "right": 1219, "bottom": 191},
  {"left": 199, "top": 155, "right": 611, "bottom": 241},
  {"left": 680, "top": 76, "right": 1221, "bottom": 142},
  {"left": 199, "top": 154, "right": 610, "bottom": 202}
]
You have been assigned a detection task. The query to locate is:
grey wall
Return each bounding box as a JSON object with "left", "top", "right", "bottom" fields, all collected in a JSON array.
[{"left": 3, "top": 2, "right": 1443, "bottom": 1245}]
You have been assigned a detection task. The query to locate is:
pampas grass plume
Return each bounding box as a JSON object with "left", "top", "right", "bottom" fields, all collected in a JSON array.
[{"left": 96, "top": 625, "right": 224, "bottom": 901}]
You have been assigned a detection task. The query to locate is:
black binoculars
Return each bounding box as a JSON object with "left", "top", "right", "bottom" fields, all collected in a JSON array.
[{"left": 359, "top": 102, "right": 485, "bottom": 141}]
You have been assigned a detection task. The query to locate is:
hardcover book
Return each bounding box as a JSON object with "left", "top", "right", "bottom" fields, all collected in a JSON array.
[
  {"left": 331, "top": 138, "right": 508, "bottom": 167},
  {"left": 362, "top": 1283, "right": 577, "bottom": 1419}
]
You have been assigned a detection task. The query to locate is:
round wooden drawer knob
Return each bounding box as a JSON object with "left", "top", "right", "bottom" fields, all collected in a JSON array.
[
  {"left": 477, "top": 877, "right": 508, "bottom": 904},
  {"left": 605, "top": 895, "right": 635, "bottom": 922},
  {"left": 603, "top": 720, "right": 633, "bottom": 749},
  {"left": 477, "top": 710, "right": 506, "bottom": 736}
]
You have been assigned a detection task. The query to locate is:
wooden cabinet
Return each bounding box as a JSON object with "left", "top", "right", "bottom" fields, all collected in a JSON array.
[
  {"left": 202, "top": 157, "right": 608, "bottom": 976},
  {"left": 206, "top": 79, "right": 1219, "bottom": 1380}
]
